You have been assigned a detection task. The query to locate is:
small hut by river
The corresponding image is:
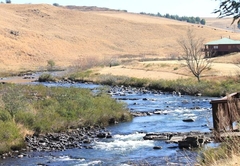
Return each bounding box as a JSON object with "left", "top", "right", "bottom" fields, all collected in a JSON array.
[{"left": 210, "top": 92, "right": 240, "bottom": 140}]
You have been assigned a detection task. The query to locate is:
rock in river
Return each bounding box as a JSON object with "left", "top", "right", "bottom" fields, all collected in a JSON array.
[{"left": 182, "top": 118, "right": 195, "bottom": 122}]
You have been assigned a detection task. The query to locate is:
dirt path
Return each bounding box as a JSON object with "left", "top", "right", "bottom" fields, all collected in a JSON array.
[{"left": 0, "top": 77, "right": 37, "bottom": 84}]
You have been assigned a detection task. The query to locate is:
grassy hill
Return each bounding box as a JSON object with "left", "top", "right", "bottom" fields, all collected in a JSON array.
[
  {"left": 205, "top": 17, "right": 240, "bottom": 33},
  {"left": 0, "top": 3, "right": 239, "bottom": 73}
]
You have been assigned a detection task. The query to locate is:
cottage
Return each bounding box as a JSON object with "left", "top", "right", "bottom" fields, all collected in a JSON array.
[{"left": 205, "top": 37, "right": 240, "bottom": 57}]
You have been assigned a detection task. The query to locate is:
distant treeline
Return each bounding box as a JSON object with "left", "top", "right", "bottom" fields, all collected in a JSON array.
[{"left": 140, "top": 12, "right": 206, "bottom": 25}]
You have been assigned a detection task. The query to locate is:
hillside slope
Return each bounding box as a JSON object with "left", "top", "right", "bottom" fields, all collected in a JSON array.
[
  {"left": 205, "top": 17, "right": 240, "bottom": 33},
  {"left": 0, "top": 4, "right": 239, "bottom": 72}
]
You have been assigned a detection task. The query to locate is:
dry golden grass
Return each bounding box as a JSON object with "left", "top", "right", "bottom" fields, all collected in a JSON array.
[
  {"left": 1, "top": 3, "right": 240, "bottom": 73},
  {"left": 210, "top": 155, "right": 240, "bottom": 166},
  {"left": 205, "top": 17, "right": 240, "bottom": 33},
  {"left": 98, "top": 56, "right": 240, "bottom": 80},
  {"left": 98, "top": 64, "right": 189, "bottom": 80}
]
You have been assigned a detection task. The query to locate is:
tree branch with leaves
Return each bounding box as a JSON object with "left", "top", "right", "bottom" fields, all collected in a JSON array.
[
  {"left": 178, "top": 29, "right": 213, "bottom": 82},
  {"left": 214, "top": 0, "right": 240, "bottom": 25}
]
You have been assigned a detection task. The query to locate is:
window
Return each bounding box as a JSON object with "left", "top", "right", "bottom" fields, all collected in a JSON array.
[{"left": 213, "top": 46, "right": 218, "bottom": 49}]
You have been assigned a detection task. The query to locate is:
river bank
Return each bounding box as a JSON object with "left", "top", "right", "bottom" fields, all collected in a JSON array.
[
  {"left": 0, "top": 72, "right": 239, "bottom": 165},
  {"left": 1, "top": 126, "right": 112, "bottom": 159},
  {"left": 0, "top": 82, "right": 132, "bottom": 159},
  {"left": 0, "top": 79, "right": 216, "bottom": 165}
]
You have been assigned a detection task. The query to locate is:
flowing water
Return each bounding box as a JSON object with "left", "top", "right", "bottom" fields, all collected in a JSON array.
[{"left": 0, "top": 82, "right": 217, "bottom": 166}]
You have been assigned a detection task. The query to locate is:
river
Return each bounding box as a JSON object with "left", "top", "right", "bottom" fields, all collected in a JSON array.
[{"left": 0, "top": 82, "right": 216, "bottom": 166}]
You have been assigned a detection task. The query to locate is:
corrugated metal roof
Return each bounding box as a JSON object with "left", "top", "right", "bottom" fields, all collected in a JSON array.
[
  {"left": 210, "top": 92, "right": 239, "bottom": 104},
  {"left": 205, "top": 38, "right": 240, "bottom": 45}
]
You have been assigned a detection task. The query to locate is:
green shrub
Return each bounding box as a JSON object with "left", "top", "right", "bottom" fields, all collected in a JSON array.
[
  {"left": 33, "top": 109, "right": 65, "bottom": 133},
  {"left": 68, "top": 70, "right": 93, "bottom": 81},
  {"left": 0, "top": 110, "right": 11, "bottom": 122},
  {"left": 15, "top": 112, "right": 35, "bottom": 128},
  {"left": 47, "top": 60, "right": 55, "bottom": 71},
  {"left": 0, "top": 121, "right": 24, "bottom": 154},
  {"left": 1, "top": 85, "right": 29, "bottom": 118},
  {"left": 0, "top": 83, "right": 132, "bottom": 154},
  {"left": 96, "top": 74, "right": 121, "bottom": 86},
  {"left": 96, "top": 74, "right": 149, "bottom": 87},
  {"left": 38, "top": 73, "right": 55, "bottom": 82},
  {"left": 21, "top": 85, "right": 132, "bottom": 132}
]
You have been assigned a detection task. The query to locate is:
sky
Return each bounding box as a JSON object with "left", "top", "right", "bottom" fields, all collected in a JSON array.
[{"left": 11, "top": 0, "right": 221, "bottom": 17}]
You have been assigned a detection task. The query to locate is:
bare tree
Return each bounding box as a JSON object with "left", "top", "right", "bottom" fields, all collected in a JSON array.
[{"left": 178, "top": 29, "right": 213, "bottom": 82}]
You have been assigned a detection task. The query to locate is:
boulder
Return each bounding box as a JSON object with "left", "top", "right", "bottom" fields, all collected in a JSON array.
[
  {"left": 97, "top": 132, "right": 107, "bottom": 138},
  {"left": 182, "top": 118, "right": 195, "bottom": 122},
  {"left": 153, "top": 146, "right": 162, "bottom": 150},
  {"left": 153, "top": 111, "right": 161, "bottom": 115},
  {"left": 143, "top": 133, "right": 168, "bottom": 140},
  {"left": 178, "top": 135, "right": 205, "bottom": 149}
]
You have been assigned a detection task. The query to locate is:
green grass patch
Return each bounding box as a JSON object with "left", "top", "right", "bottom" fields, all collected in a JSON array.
[
  {"left": 96, "top": 74, "right": 149, "bottom": 87},
  {"left": 38, "top": 73, "right": 56, "bottom": 82},
  {"left": 68, "top": 70, "right": 93, "bottom": 81},
  {"left": 0, "top": 121, "right": 24, "bottom": 154},
  {"left": 63, "top": 69, "right": 240, "bottom": 97},
  {"left": 93, "top": 74, "right": 240, "bottom": 97},
  {"left": 0, "top": 83, "right": 132, "bottom": 154}
]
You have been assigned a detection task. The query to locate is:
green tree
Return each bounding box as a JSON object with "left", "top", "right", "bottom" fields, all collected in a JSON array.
[
  {"left": 200, "top": 19, "right": 206, "bottom": 25},
  {"left": 188, "top": 17, "right": 196, "bottom": 23},
  {"left": 195, "top": 17, "right": 201, "bottom": 23},
  {"left": 182, "top": 16, "right": 189, "bottom": 22},
  {"left": 165, "top": 13, "right": 170, "bottom": 18},
  {"left": 170, "top": 15, "right": 176, "bottom": 19},
  {"left": 175, "top": 15, "right": 180, "bottom": 20},
  {"left": 53, "top": 3, "right": 59, "bottom": 6}
]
